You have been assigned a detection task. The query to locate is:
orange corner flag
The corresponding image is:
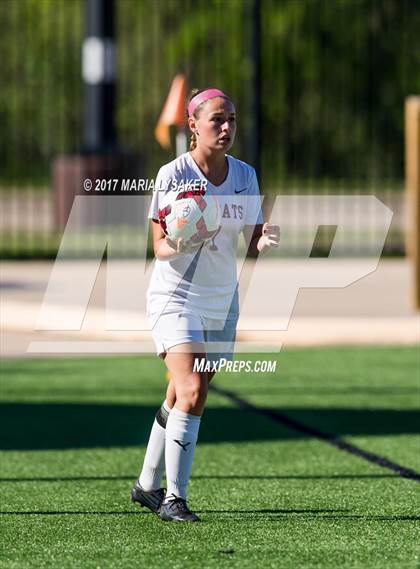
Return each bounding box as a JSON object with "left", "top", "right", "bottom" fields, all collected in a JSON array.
[{"left": 155, "top": 74, "right": 187, "bottom": 149}]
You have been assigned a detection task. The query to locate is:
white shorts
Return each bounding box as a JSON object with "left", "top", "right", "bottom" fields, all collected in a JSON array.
[{"left": 148, "top": 310, "right": 238, "bottom": 365}]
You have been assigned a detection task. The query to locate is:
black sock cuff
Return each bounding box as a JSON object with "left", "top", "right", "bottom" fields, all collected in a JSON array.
[{"left": 155, "top": 404, "right": 169, "bottom": 429}]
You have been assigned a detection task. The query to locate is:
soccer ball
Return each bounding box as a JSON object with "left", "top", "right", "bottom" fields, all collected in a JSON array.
[{"left": 158, "top": 188, "right": 221, "bottom": 247}]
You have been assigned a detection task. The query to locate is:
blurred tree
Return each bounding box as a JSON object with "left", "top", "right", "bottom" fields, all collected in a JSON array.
[
  {"left": 0, "top": 0, "right": 419, "bottom": 188},
  {"left": 0, "top": 0, "right": 82, "bottom": 184},
  {"left": 261, "top": 0, "right": 420, "bottom": 185}
]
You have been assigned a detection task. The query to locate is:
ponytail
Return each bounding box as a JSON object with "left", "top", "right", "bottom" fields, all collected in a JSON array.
[{"left": 189, "top": 131, "right": 198, "bottom": 151}]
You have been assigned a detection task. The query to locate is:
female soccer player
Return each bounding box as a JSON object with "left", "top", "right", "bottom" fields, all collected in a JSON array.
[{"left": 131, "top": 88, "right": 280, "bottom": 522}]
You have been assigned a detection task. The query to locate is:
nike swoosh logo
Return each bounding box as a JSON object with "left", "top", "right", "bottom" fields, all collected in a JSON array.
[{"left": 234, "top": 188, "right": 247, "bottom": 194}]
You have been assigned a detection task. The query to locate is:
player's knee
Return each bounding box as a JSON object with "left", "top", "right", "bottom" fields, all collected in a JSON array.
[
  {"left": 178, "top": 373, "right": 208, "bottom": 412},
  {"left": 187, "top": 376, "right": 208, "bottom": 410},
  {"left": 189, "top": 387, "right": 208, "bottom": 411}
]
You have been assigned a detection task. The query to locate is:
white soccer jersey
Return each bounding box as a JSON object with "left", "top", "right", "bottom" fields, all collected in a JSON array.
[{"left": 147, "top": 152, "right": 263, "bottom": 320}]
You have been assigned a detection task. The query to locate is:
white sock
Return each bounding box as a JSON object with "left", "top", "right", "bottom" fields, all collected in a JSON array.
[
  {"left": 164, "top": 406, "right": 201, "bottom": 500},
  {"left": 138, "top": 400, "right": 171, "bottom": 491}
]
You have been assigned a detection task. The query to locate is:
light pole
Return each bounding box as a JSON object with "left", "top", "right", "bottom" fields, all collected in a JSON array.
[{"left": 82, "top": 0, "right": 116, "bottom": 152}]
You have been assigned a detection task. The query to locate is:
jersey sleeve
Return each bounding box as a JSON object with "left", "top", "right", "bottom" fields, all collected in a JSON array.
[
  {"left": 148, "top": 166, "right": 169, "bottom": 221},
  {"left": 244, "top": 168, "right": 264, "bottom": 226}
]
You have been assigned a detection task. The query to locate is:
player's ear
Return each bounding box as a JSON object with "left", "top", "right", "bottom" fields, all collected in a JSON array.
[{"left": 188, "top": 116, "right": 197, "bottom": 133}]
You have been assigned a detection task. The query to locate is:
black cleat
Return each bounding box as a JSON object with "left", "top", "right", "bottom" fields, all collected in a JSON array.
[
  {"left": 159, "top": 494, "right": 200, "bottom": 522},
  {"left": 131, "top": 482, "right": 165, "bottom": 515}
]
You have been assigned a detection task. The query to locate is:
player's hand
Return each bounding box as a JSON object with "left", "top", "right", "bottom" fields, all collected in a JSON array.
[
  {"left": 166, "top": 236, "right": 178, "bottom": 251},
  {"left": 259, "top": 223, "right": 280, "bottom": 250},
  {"left": 166, "top": 236, "right": 202, "bottom": 254},
  {"left": 176, "top": 238, "right": 204, "bottom": 254}
]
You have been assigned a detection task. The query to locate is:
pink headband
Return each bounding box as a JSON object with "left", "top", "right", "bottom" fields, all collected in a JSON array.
[{"left": 188, "top": 89, "right": 229, "bottom": 117}]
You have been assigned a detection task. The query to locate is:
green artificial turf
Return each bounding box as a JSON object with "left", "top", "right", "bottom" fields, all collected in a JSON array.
[{"left": 0, "top": 346, "right": 419, "bottom": 568}]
